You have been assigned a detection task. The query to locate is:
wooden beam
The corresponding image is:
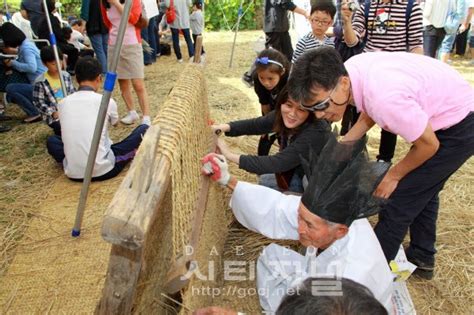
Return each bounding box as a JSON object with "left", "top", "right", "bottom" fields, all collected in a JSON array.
[
  {"left": 193, "top": 35, "right": 203, "bottom": 64},
  {"left": 101, "top": 126, "right": 171, "bottom": 250},
  {"left": 96, "top": 246, "right": 142, "bottom": 314}
]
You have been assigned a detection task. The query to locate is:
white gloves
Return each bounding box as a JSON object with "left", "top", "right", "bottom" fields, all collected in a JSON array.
[{"left": 201, "top": 153, "right": 230, "bottom": 186}]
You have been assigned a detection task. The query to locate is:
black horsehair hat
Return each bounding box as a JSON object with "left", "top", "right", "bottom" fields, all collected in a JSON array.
[{"left": 300, "top": 134, "right": 391, "bottom": 227}]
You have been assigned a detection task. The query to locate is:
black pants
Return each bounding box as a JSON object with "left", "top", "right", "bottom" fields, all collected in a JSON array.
[
  {"left": 423, "top": 25, "right": 446, "bottom": 58},
  {"left": 454, "top": 23, "right": 471, "bottom": 55},
  {"left": 375, "top": 112, "right": 474, "bottom": 264},
  {"left": 265, "top": 31, "right": 293, "bottom": 62},
  {"left": 49, "top": 120, "right": 61, "bottom": 136},
  {"left": 341, "top": 105, "right": 397, "bottom": 162}
]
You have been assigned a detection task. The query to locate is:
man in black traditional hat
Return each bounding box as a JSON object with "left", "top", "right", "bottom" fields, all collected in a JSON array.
[{"left": 201, "top": 136, "right": 395, "bottom": 313}]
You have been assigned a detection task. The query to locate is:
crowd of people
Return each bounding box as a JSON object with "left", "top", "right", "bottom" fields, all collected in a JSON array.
[
  {"left": 199, "top": 0, "right": 473, "bottom": 313},
  {"left": 0, "top": 0, "right": 205, "bottom": 180},
  {"left": 0, "top": 0, "right": 473, "bottom": 313}
]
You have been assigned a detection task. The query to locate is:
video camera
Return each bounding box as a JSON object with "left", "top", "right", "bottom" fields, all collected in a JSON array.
[{"left": 347, "top": 1, "right": 361, "bottom": 12}]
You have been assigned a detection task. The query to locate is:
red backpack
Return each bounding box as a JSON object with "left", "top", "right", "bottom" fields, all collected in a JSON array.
[{"left": 166, "top": 0, "right": 176, "bottom": 24}]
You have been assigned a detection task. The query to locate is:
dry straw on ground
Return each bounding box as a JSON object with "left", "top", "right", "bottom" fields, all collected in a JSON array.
[{"left": 0, "top": 30, "right": 472, "bottom": 314}]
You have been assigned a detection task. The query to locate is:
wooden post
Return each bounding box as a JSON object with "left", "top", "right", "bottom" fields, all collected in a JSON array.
[
  {"left": 101, "top": 126, "right": 170, "bottom": 250},
  {"left": 96, "top": 246, "right": 142, "bottom": 314},
  {"left": 193, "top": 35, "right": 203, "bottom": 64}
]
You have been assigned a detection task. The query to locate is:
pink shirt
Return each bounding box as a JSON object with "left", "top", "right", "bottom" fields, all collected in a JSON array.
[
  {"left": 346, "top": 52, "right": 474, "bottom": 142},
  {"left": 101, "top": 1, "right": 142, "bottom": 46}
]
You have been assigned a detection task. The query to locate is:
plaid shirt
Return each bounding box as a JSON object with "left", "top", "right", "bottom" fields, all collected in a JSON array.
[{"left": 33, "top": 71, "right": 76, "bottom": 125}]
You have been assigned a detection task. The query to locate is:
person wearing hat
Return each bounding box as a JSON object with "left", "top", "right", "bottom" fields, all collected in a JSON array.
[
  {"left": 201, "top": 135, "right": 394, "bottom": 313},
  {"left": 20, "top": 0, "right": 43, "bottom": 36},
  {"left": 287, "top": 46, "right": 474, "bottom": 280}
]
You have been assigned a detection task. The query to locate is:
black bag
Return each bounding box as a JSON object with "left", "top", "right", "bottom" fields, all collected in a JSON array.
[{"left": 160, "top": 43, "right": 171, "bottom": 56}]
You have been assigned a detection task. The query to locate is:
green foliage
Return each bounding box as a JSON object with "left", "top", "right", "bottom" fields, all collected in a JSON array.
[
  {"left": 57, "top": 0, "right": 82, "bottom": 17},
  {"left": 204, "top": 0, "right": 261, "bottom": 31}
]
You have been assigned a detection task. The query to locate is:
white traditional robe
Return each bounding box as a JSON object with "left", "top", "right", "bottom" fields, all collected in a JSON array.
[{"left": 230, "top": 181, "right": 394, "bottom": 312}]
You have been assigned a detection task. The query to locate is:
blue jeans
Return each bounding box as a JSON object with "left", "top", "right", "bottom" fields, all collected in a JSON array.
[
  {"left": 5, "top": 83, "right": 39, "bottom": 117},
  {"left": 89, "top": 33, "right": 109, "bottom": 73},
  {"left": 171, "top": 28, "right": 194, "bottom": 60},
  {"left": 439, "top": 33, "right": 456, "bottom": 54},
  {"left": 47, "top": 124, "right": 149, "bottom": 181},
  {"left": 259, "top": 173, "right": 304, "bottom": 193},
  {"left": 142, "top": 16, "right": 158, "bottom": 64}
]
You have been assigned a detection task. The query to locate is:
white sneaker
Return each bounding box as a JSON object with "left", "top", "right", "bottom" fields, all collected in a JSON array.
[
  {"left": 178, "top": 59, "right": 183, "bottom": 63},
  {"left": 142, "top": 116, "right": 151, "bottom": 126},
  {"left": 121, "top": 111, "right": 139, "bottom": 125}
]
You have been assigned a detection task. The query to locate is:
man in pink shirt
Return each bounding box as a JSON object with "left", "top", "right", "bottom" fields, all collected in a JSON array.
[{"left": 288, "top": 47, "right": 474, "bottom": 279}]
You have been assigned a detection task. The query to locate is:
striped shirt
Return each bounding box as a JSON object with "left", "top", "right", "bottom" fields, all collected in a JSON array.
[
  {"left": 292, "top": 33, "right": 335, "bottom": 63},
  {"left": 352, "top": 0, "right": 423, "bottom": 52}
]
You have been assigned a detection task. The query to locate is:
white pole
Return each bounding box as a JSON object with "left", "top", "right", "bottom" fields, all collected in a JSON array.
[
  {"left": 72, "top": 0, "right": 134, "bottom": 237},
  {"left": 229, "top": 0, "right": 244, "bottom": 68},
  {"left": 42, "top": 0, "right": 68, "bottom": 97},
  {"left": 4, "top": 0, "right": 11, "bottom": 21}
]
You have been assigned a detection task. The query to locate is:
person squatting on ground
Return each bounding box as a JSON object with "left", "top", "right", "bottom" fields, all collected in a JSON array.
[
  {"left": 189, "top": 0, "right": 205, "bottom": 58},
  {"left": 69, "top": 19, "right": 95, "bottom": 57},
  {"left": 211, "top": 86, "right": 331, "bottom": 193},
  {"left": 292, "top": 2, "right": 336, "bottom": 64},
  {"left": 194, "top": 277, "right": 388, "bottom": 315},
  {"left": 340, "top": 0, "right": 423, "bottom": 164},
  {"left": 165, "top": 0, "right": 195, "bottom": 63},
  {"left": 201, "top": 136, "right": 395, "bottom": 312},
  {"left": 101, "top": 0, "right": 152, "bottom": 126},
  {"left": 0, "top": 22, "right": 46, "bottom": 123},
  {"left": 46, "top": 56, "right": 149, "bottom": 181},
  {"left": 288, "top": 46, "right": 474, "bottom": 279},
  {"left": 33, "top": 46, "right": 76, "bottom": 136},
  {"left": 251, "top": 49, "right": 290, "bottom": 156},
  {"left": 37, "top": 0, "right": 79, "bottom": 74}
]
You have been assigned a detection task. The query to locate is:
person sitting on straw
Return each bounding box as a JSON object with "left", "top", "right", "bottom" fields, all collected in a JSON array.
[
  {"left": 201, "top": 136, "right": 396, "bottom": 313},
  {"left": 46, "top": 56, "right": 149, "bottom": 181},
  {"left": 33, "top": 46, "right": 76, "bottom": 136}
]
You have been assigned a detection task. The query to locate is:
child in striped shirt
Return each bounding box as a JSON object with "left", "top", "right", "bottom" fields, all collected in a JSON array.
[{"left": 292, "top": 3, "right": 336, "bottom": 63}]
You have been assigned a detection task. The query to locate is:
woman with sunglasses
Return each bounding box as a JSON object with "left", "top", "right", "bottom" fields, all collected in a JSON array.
[{"left": 212, "top": 86, "right": 332, "bottom": 193}]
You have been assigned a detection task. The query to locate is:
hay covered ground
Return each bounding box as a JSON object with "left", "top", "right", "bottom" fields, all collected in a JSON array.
[{"left": 0, "top": 30, "right": 472, "bottom": 313}]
